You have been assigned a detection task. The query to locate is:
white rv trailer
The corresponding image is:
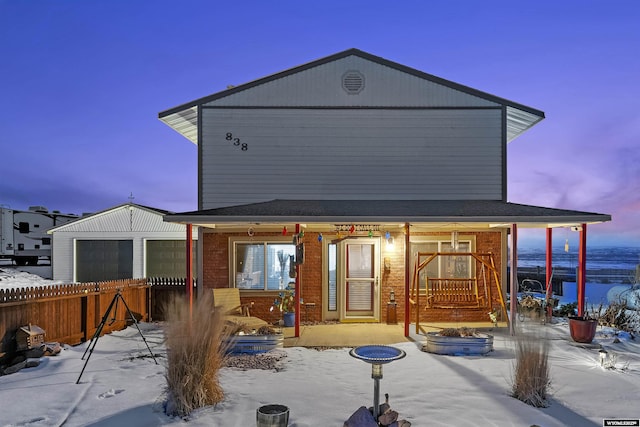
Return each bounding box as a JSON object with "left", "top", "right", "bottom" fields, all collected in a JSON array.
[{"left": 0, "top": 206, "right": 78, "bottom": 265}]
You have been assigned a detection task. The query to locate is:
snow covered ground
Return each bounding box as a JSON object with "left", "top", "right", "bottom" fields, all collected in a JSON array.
[
  {"left": 1, "top": 322, "right": 639, "bottom": 426},
  {"left": 0, "top": 264, "right": 60, "bottom": 289},
  {"left": 1, "top": 267, "right": 640, "bottom": 426}
]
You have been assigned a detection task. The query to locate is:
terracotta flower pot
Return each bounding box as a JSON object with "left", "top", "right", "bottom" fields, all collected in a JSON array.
[{"left": 568, "top": 316, "right": 597, "bottom": 343}]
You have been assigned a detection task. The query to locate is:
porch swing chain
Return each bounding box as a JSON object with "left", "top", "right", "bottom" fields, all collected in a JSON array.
[{"left": 480, "top": 261, "right": 488, "bottom": 303}]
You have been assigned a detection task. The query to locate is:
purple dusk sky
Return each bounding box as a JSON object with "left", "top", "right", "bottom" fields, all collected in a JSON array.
[{"left": 1, "top": 1, "right": 638, "bottom": 248}]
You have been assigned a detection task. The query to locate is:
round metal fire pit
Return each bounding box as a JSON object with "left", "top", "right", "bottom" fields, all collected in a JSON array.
[{"left": 349, "top": 345, "right": 406, "bottom": 421}]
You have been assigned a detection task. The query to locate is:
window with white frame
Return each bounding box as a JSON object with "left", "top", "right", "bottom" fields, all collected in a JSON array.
[
  {"left": 410, "top": 238, "right": 474, "bottom": 292},
  {"left": 232, "top": 239, "right": 296, "bottom": 290}
]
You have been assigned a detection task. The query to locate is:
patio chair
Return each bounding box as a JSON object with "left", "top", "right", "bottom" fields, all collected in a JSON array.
[{"left": 212, "top": 288, "right": 268, "bottom": 329}]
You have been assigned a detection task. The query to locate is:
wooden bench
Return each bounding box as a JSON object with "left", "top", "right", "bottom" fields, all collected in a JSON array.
[
  {"left": 212, "top": 288, "right": 268, "bottom": 329},
  {"left": 425, "top": 278, "right": 483, "bottom": 308}
]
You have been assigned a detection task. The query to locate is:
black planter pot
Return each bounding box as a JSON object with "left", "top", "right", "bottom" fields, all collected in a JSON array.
[{"left": 568, "top": 316, "right": 597, "bottom": 343}]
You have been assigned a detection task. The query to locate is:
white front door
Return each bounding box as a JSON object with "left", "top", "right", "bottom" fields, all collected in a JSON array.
[{"left": 339, "top": 238, "right": 380, "bottom": 321}]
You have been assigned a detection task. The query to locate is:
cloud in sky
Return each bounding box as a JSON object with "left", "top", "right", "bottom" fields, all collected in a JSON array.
[{"left": 1, "top": 1, "right": 638, "bottom": 247}]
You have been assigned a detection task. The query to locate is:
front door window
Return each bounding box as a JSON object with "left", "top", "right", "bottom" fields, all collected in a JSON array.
[
  {"left": 346, "top": 243, "right": 374, "bottom": 312},
  {"left": 341, "top": 238, "right": 380, "bottom": 320}
]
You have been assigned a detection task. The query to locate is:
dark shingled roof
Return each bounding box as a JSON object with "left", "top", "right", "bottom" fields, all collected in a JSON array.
[{"left": 164, "top": 199, "right": 611, "bottom": 225}]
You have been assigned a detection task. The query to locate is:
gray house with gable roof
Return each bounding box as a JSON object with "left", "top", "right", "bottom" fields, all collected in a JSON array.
[{"left": 158, "top": 49, "right": 610, "bottom": 335}]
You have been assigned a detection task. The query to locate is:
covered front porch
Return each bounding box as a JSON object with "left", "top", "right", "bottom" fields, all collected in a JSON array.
[
  {"left": 281, "top": 321, "right": 508, "bottom": 348},
  {"left": 164, "top": 199, "right": 611, "bottom": 338}
]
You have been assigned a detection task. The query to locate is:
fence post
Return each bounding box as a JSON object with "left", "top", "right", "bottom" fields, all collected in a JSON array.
[
  {"left": 147, "top": 280, "right": 152, "bottom": 322},
  {"left": 81, "top": 294, "right": 88, "bottom": 342}
]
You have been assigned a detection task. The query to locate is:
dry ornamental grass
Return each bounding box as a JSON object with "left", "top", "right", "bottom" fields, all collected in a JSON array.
[
  {"left": 511, "top": 335, "right": 550, "bottom": 408},
  {"left": 163, "top": 292, "right": 230, "bottom": 417}
]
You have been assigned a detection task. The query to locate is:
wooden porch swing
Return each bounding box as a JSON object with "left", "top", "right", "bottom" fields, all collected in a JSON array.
[{"left": 409, "top": 252, "right": 508, "bottom": 332}]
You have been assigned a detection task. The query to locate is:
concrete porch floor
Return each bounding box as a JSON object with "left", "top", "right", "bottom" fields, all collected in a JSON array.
[{"left": 282, "top": 322, "right": 509, "bottom": 348}]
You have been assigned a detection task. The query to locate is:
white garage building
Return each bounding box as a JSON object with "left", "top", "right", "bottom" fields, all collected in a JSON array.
[{"left": 49, "top": 203, "right": 197, "bottom": 283}]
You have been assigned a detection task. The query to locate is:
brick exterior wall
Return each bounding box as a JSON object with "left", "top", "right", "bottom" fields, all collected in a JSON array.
[
  {"left": 298, "top": 233, "right": 322, "bottom": 322},
  {"left": 381, "top": 233, "right": 406, "bottom": 324},
  {"left": 201, "top": 229, "right": 505, "bottom": 325}
]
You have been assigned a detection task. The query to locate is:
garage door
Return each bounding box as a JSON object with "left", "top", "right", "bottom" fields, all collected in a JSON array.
[
  {"left": 146, "top": 240, "right": 197, "bottom": 278},
  {"left": 76, "top": 240, "right": 133, "bottom": 282}
]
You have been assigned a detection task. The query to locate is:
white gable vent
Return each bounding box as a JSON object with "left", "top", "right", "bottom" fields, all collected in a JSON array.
[{"left": 342, "top": 70, "right": 365, "bottom": 94}]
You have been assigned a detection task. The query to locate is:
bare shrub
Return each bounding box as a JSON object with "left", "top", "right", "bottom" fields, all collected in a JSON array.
[
  {"left": 589, "top": 298, "right": 639, "bottom": 334},
  {"left": 256, "top": 325, "right": 278, "bottom": 335},
  {"left": 511, "top": 335, "right": 550, "bottom": 407},
  {"left": 439, "top": 327, "right": 476, "bottom": 337},
  {"left": 226, "top": 323, "right": 278, "bottom": 336},
  {"left": 553, "top": 301, "right": 577, "bottom": 318},
  {"left": 457, "top": 326, "right": 476, "bottom": 337},
  {"left": 225, "top": 322, "right": 253, "bottom": 336},
  {"left": 163, "top": 292, "right": 230, "bottom": 417},
  {"left": 440, "top": 328, "right": 461, "bottom": 337}
]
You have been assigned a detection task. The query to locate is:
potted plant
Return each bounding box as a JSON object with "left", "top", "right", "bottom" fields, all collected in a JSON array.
[
  {"left": 272, "top": 284, "right": 296, "bottom": 327},
  {"left": 519, "top": 295, "right": 544, "bottom": 321},
  {"left": 568, "top": 311, "right": 598, "bottom": 343}
]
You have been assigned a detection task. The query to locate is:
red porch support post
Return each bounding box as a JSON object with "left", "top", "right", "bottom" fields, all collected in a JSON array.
[
  {"left": 186, "top": 223, "right": 193, "bottom": 315},
  {"left": 295, "top": 223, "right": 301, "bottom": 338},
  {"left": 404, "top": 222, "right": 410, "bottom": 337},
  {"left": 577, "top": 223, "right": 587, "bottom": 316},
  {"left": 509, "top": 224, "right": 518, "bottom": 336},
  {"left": 545, "top": 228, "right": 553, "bottom": 320}
]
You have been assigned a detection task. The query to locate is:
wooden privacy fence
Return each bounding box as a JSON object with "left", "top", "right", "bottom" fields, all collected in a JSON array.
[{"left": 0, "top": 279, "right": 149, "bottom": 358}]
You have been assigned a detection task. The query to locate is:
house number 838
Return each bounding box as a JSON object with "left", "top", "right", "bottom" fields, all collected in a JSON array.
[{"left": 225, "top": 132, "right": 248, "bottom": 151}]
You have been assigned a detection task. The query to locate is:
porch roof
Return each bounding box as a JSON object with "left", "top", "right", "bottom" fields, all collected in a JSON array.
[{"left": 163, "top": 199, "right": 610, "bottom": 228}]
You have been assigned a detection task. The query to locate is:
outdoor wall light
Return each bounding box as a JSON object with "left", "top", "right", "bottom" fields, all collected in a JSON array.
[{"left": 386, "top": 236, "right": 395, "bottom": 250}]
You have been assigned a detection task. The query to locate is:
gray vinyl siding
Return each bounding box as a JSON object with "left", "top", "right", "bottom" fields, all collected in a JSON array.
[
  {"left": 207, "top": 55, "right": 498, "bottom": 108},
  {"left": 160, "top": 50, "right": 543, "bottom": 146},
  {"left": 201, "top": 108, "right": 503, "bottom": 209},
  {"left": 51, "top": 233, "right": 76, "bottom": 282}
]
